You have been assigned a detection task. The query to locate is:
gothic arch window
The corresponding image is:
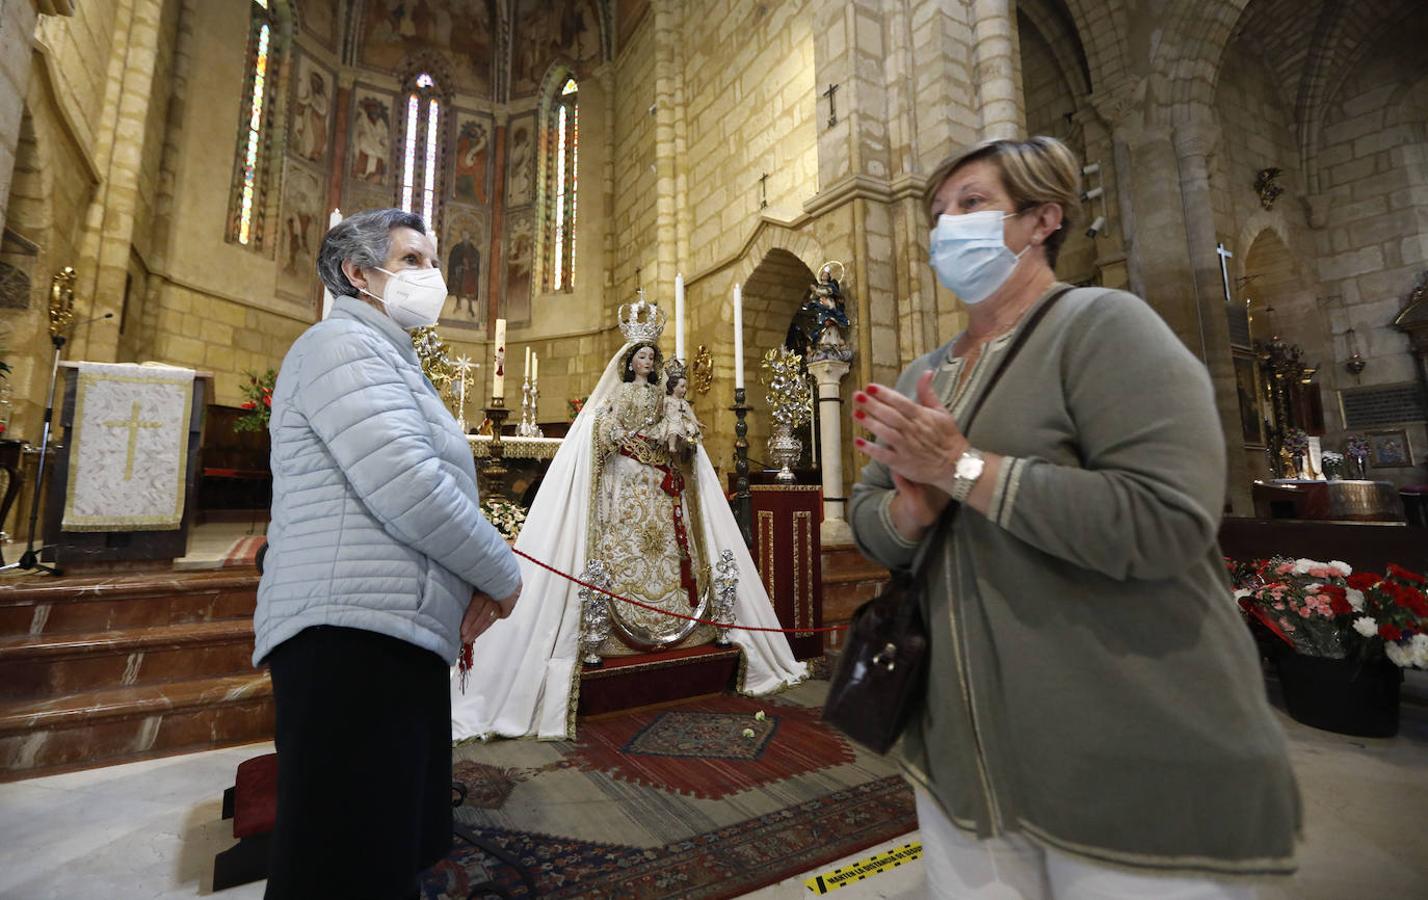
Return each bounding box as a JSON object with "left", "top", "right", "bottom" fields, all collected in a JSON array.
[
  {"left": 399, "top": 72, "right": 444, "bottom": 229},
  {"left": 228, "top": 0, "right": 281, "bottom": 249},
  {"left": 542, "top": 77, "right": 579, "bottom": 292}
]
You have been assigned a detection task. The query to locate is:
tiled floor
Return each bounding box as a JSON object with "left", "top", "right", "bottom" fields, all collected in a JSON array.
[{"left": 0, "top": 698, "right": 1423, "bottom": 899}]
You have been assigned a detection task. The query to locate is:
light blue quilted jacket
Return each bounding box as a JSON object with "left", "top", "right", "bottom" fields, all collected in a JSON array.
[{"left": 253, "top": 296, "right": 520, "bottom": 666}]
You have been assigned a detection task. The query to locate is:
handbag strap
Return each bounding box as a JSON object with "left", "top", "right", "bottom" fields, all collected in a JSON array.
[{"left": 904, "top": 284, "right": 1075, "bottom": 579}]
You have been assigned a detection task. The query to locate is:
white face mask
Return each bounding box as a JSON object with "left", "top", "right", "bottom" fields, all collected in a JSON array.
[
  {"left": 361, "top": 266, "right": 448, "bottom": 329},
  {"left": 928, "top": 210, "right": 1028, "bottom": 305}
]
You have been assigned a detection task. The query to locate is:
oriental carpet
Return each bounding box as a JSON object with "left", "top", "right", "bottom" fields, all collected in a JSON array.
[{"left": 422, "top": 680, "right": 916, "bottom": 898}]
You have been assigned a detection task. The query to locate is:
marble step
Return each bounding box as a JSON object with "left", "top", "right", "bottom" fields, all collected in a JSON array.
[
  {"left": 0, "top": 671, "right": 273, "bottom": 781},
  {"left": 0, "top": 570, "right": 258, "bottom": 638},
  {"left": 0, "top": 620, "right": 257, "bottom": 701}
]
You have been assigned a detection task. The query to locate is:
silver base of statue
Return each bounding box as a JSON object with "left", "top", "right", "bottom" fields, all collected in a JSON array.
[
  {"left": 713, "top": 550, "right": 739, "bottom": 646},
  {"left": 578, "top": 559, "right": 613, "bottom": 666}
]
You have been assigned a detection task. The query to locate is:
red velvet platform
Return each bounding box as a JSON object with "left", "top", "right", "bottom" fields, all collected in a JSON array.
[{"left": 577, "top": 644, "right": 742, "bottom": 717}]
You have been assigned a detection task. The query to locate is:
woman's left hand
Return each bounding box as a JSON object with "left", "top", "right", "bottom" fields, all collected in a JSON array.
[
  {"left": 461, "top": 592, "right": 504, "bottom": 645},
  {"left": 853, "top": 372, "right": 968, "bottom": 486}
]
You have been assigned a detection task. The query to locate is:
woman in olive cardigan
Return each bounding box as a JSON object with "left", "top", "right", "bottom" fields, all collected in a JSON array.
[{"left": 849, "top": 136, "right": 1300, "bottom": 898}]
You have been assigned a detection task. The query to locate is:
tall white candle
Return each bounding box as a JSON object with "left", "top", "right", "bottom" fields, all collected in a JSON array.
[
  {"left": 732, "top": 282, "right": 745, "bottom": 390},
  {"left": 674, "top": 273, "right": 686, "bottom": 361},
  {"left": 532, "top": 352, "right": 539, "bottom": 384},
  {"left": 492, "top": 319, "right": 508, "bottom": 399},
  {"left": 524, "top": 345, "right": 532, "bottom": 381}
]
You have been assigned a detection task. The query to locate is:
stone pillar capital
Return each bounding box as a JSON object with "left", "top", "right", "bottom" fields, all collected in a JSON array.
[{"left": 807, "top": 357, "right": 852, "bottom": 390}]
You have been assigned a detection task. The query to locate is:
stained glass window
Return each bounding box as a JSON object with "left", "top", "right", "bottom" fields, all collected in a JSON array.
[
  {"left": 544, "top": 78, "right": 579, "bottom": 292},
  {"left": 399, "top": 73, "right": 443, "bottom": 232},
  {"left": 228, "top": 0, "right": 279, "bottom": 248}
]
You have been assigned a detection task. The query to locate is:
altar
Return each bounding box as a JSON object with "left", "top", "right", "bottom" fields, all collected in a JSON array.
[{"left": 1252, "top": 479, "right": 1407, "bottom": 523}]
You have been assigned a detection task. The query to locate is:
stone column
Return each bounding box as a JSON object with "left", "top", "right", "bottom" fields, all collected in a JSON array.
[
  {"left": 809, "top": 357, "right": 853, "bottom": 544},
  {"left": 1173, "top": 120, "right": 1253, "bottom": 513},
  {"left": 73, "top": 0, "right": 163, "bottom": 363},
  {"left": 970, "top": 0, "right": 1025, "bottom": 140},
  {"left": 0, "top": 2, "right": 43, "bottom": 233}
]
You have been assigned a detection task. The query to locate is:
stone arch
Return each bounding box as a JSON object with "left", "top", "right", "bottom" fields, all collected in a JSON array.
[
  {"left": 738, "top": 244, "right": 821, "bottom": 467},
  {"left": 1059, "top": 0, "right": 1131, "bottom": 94},
  {"left": 733, "top": 225, "right": 824, "bottom": 289},
  {"left": 1156, "top": 0, "right": 1252, "bottom": 127},
  {"left": 1242, "top": 227, "right": 1319, "bottom": 352},
  {"left": 1018, "top": 0, "right": 1091, "bottom": 100}
]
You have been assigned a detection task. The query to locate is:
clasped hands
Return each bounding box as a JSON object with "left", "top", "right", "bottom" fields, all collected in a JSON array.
[
  {"left": 461, "top": 583, "right": 522, "bottom": 645},
  {"left": 852, "top": 372, "right": 979, "bottom": 538}
]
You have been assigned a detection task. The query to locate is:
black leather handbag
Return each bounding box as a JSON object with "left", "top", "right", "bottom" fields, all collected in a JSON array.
[{"left": 823, "top": 287, "right": 1072, "bottom": 754}]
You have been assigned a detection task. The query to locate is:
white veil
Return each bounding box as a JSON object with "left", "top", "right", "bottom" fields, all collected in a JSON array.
[{"left": 451, "top": 342, "right": 806, "bottom": 741}]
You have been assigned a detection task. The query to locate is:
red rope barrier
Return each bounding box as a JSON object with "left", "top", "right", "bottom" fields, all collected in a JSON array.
[{"left": 513, "top": 548, "right": 850, "bottom": 634}]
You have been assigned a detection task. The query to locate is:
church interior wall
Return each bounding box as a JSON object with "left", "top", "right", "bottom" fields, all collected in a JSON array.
[
  {"left": 1017, "top": 11, "right": 1096, "bottom": 287},
  {"left": 1308, "top": 17, "right": 1428, "bottom": 484},
  {"left": 610, "top": 6, "right": 660, "bottom": 306}
]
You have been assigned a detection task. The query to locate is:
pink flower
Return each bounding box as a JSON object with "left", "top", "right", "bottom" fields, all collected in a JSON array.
[{"left": 1275, "top": 563, "right": 1295, "bottom": 576}]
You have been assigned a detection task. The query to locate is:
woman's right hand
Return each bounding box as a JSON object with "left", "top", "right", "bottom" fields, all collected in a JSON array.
[{"left": 889, "top": 472, "right": 950, "bottom": 541}]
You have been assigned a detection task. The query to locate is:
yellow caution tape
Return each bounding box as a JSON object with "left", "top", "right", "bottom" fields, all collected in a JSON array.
[{"left": 805, "top": 841, "right": 922, "bottom": 894}]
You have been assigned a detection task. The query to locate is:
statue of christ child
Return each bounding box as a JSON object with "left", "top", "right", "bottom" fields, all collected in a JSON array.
[{"left": 660, "top": 366, "right": 706, "bottom": 458}]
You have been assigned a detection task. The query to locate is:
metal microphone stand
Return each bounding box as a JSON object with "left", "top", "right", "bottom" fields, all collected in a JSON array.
[
  {"left": 2, "top": 331, "right": 68, "bottom": 575},
  {"left": 2, "top": 310, "right": 111, "bottom": 576}
]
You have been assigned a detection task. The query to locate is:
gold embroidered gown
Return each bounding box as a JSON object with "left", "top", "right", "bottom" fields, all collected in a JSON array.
[{"left": 589, "top": 380, "right": 714, "bottom": 655}]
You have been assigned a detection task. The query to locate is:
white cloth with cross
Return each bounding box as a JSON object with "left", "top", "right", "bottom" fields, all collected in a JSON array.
[{"left": 62, "top": 362, "right": 195, "bottom": 532}]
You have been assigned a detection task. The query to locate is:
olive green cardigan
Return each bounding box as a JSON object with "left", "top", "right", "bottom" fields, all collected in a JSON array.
[{"left": 850, "top": 285, "right": 1300, "bottom": 877}]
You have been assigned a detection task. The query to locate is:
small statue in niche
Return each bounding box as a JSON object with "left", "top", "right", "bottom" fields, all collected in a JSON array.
[
  {"left": 1254, "top": 168, "right": 1284, "bottom": 211},
  {"left": 785, "top": 261, "right": 854, "bottom": 363},
  {"left": 660, "top": 360, "right": 706, "bottom": 458}
]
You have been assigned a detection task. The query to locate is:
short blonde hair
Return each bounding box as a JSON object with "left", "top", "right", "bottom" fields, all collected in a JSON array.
[{"left": 923, "top": 136, "right": 1082, "bottom": 268}]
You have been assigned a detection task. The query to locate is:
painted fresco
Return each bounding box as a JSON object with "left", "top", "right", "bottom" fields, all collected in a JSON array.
[
  {"left": 359, "top": 0, "right": 496, "bottom": 98},
  {"left": 511, "top": 0, "right": 602, "bottom": 97},
  {"left": 290, "top": 54, "right": 334, "bottom": 163}
]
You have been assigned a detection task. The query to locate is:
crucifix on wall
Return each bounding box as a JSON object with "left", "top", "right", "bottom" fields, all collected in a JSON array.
[
  {"left": 759, "top": 173, "right": 769, "bottom": 209},
  {"left": 1216, "top": 242, "right": 1235, "bottom": 304},
  {"left": 822, "top": 83, "right": 840, "bottom": 128}
]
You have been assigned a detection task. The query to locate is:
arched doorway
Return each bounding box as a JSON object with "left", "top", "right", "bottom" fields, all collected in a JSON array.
[{"left": 741, "top": 249, "right": 819, "bottom": 473}]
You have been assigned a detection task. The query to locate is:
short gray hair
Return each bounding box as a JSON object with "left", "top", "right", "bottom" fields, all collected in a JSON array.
[{"left": 316, "top": 208, "right": 428, "bottom": 298}]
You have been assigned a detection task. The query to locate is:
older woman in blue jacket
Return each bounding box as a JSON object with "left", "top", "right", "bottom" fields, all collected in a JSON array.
[{"left": 254, "top": 208, "right": 520, "bottom": 900}]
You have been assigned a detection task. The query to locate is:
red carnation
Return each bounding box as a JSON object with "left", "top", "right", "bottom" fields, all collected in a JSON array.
[
  {"left": 241, "top": 401, "right": 256, "bottom": 410},
  {"left": 1387, "top": 563, "right": 1426, "bottom": 586},
  {"left": 1379, "top": 623, "right": 1403, "bottom": 641},
  {"left": 263, "top": 395, "right": 272, "bottom": 408},
  {"left": 1347, "top": 572, "right": 1381, "bottom": 591}
]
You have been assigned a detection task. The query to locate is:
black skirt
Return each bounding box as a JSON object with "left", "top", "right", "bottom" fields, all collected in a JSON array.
[{"left": 264, "top": 625, "right": 453, "bottom": 900}]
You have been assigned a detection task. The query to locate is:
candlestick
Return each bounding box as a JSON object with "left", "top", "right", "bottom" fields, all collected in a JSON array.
[
  {"left": 675, "top": 273, "right": 686, "bottom": 361},
  {"left": 732, "top": 282, "right": 745, "bottom": 390},
  {"left": 730, "top": 387, "right": 753, "bottom": 547},
  {"left": 453, "top": 355, "right": 475, "bottom": 433},
  {"left": 492, "top": 318, "right": 507, "bottom": 399}
]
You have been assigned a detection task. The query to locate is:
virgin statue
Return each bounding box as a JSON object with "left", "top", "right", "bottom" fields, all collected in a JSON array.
[{"left": 451, "top": 298, "right": 806, "bottom": 741}]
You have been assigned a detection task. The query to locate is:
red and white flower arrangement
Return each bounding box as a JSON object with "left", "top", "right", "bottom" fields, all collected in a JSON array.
[
  {"left": 234, "top": 369, "right": 277, "bottom": 433},
  {"left": 1229, "top": 556, "right": 1428, "bottom": 669}
]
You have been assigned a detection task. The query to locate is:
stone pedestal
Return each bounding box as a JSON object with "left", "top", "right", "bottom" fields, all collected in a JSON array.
[{"left": 808, "top": 358, "right": 851, "bottom": 545}]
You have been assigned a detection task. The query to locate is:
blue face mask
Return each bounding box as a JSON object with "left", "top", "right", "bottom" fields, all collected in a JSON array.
[{"left": 928, "top": 210, "right": 1027, "bottom": 305}]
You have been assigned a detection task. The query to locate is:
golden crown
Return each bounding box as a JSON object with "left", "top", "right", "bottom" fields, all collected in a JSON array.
[{"left": 617, "top": 291, "right": 667, "bottom": 343}]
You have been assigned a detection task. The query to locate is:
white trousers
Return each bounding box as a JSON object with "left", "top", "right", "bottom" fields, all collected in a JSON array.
[{"left": 915, "top": 789, "right": 1258, "bottom": 900}]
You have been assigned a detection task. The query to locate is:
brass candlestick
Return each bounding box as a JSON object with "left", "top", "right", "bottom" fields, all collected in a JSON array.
[{"left": 482, "top": 398, "right": 511, "bottom": 498}]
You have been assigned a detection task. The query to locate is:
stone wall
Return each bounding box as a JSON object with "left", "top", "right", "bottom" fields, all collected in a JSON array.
[{"left": 1309, "top": 16, "right": 1428, "bottom": 484}]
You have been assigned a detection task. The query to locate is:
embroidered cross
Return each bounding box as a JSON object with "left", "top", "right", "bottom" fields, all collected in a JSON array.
[{"left": 102, "top": 400, "right": 163, "bottom": 481}]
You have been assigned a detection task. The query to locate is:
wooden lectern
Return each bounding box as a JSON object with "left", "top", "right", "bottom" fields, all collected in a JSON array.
[
  {"left": 42, "top": 364, "right": 212, "bottom": 571},
  {"left": 749, "top": 484, "right": 824, "bottom": 660}
]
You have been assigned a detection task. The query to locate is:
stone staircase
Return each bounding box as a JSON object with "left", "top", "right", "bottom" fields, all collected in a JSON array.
[{"left": 0, "top": 570, "right": 271, "bottom": 781}]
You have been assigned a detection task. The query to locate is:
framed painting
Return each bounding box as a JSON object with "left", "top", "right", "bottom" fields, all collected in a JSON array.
[
  {"left": 1233, "top": 352, "right": 1266, "bottom": 447},
  {"left": 1366, "top": 429, "right": 1414, "bottom": 468}
]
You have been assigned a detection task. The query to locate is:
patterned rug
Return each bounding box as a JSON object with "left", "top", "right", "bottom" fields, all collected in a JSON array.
[{"left": 424, "top": 681, "right": 917, "bottom": 899}]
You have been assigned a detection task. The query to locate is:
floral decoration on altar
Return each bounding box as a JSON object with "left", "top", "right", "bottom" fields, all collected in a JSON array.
[
  {"left": 481, "top": 497, "right": 526, "bottom": 541},
  {"left": 1228, "top": 556, "right": 1428, "bottom": 669},
  {"left": 234, "top": 369, "right": 277, "bottom": 433}
]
